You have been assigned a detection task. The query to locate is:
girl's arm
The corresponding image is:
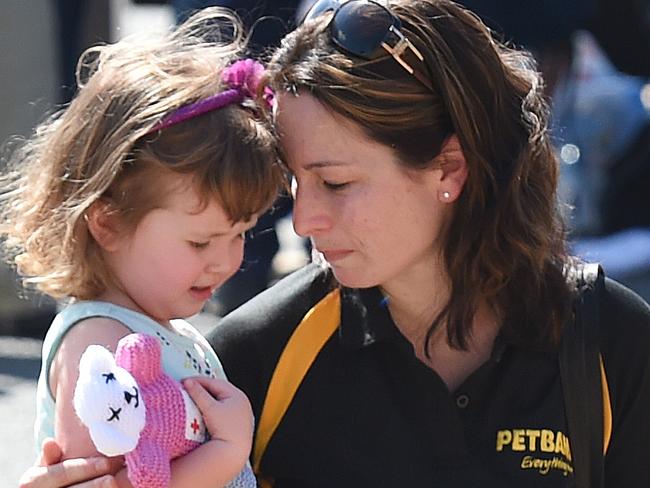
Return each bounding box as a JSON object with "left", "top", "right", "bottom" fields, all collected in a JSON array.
[
  {"left": 51, "top": 318, "right": 132, "bottom": 461},
  {"left": 159, "top": 377, "right": 254, "bottom": 488},
  {"left": 54, "top": 320, "right": 254, "bottom": 488},
  {"left": 20, "top": 377, "right": 254, "bottom": 488}
]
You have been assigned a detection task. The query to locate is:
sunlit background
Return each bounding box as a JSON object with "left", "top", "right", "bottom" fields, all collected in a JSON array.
[{"left": 1, "top": 1, "right": 648, "bottom": 485}]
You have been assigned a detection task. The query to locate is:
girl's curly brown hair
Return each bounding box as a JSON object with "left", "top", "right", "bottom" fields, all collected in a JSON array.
[{"left": 1, "top": 7, "right": 283, "bottom": 301}]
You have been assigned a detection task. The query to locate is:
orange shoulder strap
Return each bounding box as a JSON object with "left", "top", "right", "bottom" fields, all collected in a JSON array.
[
  {"left": 251, "top": 286, "right": 611, "bottom": 484},
  {"left": 252, "top": 288, "right": 341, "bottom": 483},
  {"left": 599, "top": 354, "right": 612, "bottom": 454}
]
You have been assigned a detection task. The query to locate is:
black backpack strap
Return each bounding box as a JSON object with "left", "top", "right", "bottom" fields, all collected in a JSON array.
[{"left": 560, "top": 263, "right": 605, "bottom": 488}]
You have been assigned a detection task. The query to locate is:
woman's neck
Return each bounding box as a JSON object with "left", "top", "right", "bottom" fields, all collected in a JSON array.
[
  {"left": 380, "top": 260, "right": 501, "bottom": 392},
  {"left": 380, "top": 253, "right": 450, "bottom": 346}
]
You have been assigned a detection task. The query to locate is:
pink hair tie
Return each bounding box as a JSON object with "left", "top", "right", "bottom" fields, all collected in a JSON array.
[{"left": 146, "top": 58, "right": 273, "bottom": 134}]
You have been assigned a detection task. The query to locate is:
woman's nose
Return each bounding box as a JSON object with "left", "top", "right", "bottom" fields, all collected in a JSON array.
[{"left": 291, "top": 185, "right": 333, "bottom": 238}]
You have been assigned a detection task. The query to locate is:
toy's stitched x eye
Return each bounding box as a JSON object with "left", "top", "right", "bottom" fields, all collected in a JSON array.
[
  {"left": 107, "top": 407, "right": 122, "bottom": 421},
  {"left": 124, "top": 387, "right": 140, "bottom": 408},
  {"left": 102, "top": 373, "right": 116, "bottom": 384}
]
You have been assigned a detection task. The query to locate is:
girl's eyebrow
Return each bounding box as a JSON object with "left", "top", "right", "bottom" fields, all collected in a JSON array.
[{"left": 202, "top": 222, "right": 256, "bottom": 238}]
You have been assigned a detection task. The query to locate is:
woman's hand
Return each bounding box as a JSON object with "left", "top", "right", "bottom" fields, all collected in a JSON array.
[
  {"left": 18, "top": 438, "right": 121, "bottom": 488},
  {"left": 183, "top": 377, "right": 254, "bottom": 461}
]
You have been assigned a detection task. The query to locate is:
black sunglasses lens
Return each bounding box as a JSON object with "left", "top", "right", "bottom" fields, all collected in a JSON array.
[{"left": 330, "top": 2, "right": 394, "bottom": 57}]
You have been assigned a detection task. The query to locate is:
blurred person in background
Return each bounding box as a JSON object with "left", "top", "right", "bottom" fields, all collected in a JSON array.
[
  {"left": 52, "top": 0, "right": 111, "bottom": 104},
  {"left": 460, "top": 0, "right": 650, "bottom": 299}
]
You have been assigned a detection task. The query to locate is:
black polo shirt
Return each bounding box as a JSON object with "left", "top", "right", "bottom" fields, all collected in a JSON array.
[{"left": 208, "top": 263, "right": 650, "bottom": 487}]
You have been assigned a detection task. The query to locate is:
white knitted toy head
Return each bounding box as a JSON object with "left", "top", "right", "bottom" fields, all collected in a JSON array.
[{"left": 73, "top": 344, "right": 146, "bottom": 456}]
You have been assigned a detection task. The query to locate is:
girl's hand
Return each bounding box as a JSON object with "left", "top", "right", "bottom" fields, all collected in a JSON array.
[{"left": 183, "top": 377, "right": 254, "bottom": 460}]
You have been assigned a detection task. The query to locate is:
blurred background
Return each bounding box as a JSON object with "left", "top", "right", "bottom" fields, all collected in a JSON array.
[
  {"left": 0, "top": 4, "right": 176, "bottom": 484},
  {"left": 1, "top": 0, "right": 649, "bottom": 485},
  {"left": 0, "top": 1, "right": 309, "bottom": 484}
]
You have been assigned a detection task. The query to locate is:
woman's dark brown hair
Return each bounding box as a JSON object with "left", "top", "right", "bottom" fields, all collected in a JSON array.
[{"left": 266, "top": 0, "right": 577, "bottom": 351}]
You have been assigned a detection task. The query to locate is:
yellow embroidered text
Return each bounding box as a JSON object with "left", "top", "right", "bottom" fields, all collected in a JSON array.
[
  {"left": 521, "top": 455, "right": 574, "bottom": 476},
  {"left": 496, "top": 429, "right": 572, "bottom": 461}
]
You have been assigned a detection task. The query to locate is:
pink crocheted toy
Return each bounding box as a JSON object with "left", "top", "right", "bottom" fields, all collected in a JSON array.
[{"left": 74, "top": 333, "right": 207, "bottom": 488}]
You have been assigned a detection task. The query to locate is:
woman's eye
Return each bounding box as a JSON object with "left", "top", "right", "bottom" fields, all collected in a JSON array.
[
  {"left": 323, "top": 181, "right": 349, "bottom": 190},
  {"left": 189, "top": 241, "right": 209, "bottom": 249}
]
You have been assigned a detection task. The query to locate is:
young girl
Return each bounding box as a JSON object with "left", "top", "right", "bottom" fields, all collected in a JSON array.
[{"left": 2, "top": 7, "right": 282, "bottom": 488}]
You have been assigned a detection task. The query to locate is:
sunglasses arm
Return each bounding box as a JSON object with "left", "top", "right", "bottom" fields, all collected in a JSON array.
[{"left": 382, "top": 26, "right": 434, "bottom": 91}]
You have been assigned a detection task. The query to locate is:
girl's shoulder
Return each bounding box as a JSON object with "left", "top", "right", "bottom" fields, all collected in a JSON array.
[
  {"left": 44, "top": 301, "right": 157, "bottom": 387},
  {"left": 47, "top": 312, "right": 132, "bottom": 401},
  {"left": 43, "top": 302, "right": 137, "bottom": 371}
]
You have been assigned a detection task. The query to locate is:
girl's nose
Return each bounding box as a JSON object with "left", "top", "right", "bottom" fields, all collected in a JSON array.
[{"left": 205, "top": 238, "right": 244, "bottom": 277}]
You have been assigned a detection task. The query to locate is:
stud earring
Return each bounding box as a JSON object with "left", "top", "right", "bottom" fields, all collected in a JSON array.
[{"left": 442, "top": 191, "right": 451, "bottom": 200}]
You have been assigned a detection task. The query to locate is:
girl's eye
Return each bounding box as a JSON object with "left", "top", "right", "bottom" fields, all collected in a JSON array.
[
  {"left": 189, "top": 241, "right": 209, "bottom": 250},
  {"left": 323, "top": 181, "right": 349, "bottom": 191}
]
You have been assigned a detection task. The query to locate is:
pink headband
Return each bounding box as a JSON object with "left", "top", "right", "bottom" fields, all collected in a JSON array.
[{"left": 146, "top": 58, "right": 273, "bottom": 135}]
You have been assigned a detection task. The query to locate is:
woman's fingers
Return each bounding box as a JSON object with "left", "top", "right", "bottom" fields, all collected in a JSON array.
[
  {"left": 37, "top": 438, "right": 63, "bottom": 467},
  {"left": 19, "top": 457, "right": 119, "bottom": 488},
  {"left": 66, "top": 474, "right": 118, "bottom": 488}
]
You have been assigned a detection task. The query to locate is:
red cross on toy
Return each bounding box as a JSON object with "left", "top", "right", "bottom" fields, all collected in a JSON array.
[{"left": 191, "top": 418, "right": 200, "bottom": 434}]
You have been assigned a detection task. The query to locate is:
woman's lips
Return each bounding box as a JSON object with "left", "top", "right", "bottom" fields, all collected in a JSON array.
[{"left": 320, "top": 249, "right": 353, "bottom": 262}]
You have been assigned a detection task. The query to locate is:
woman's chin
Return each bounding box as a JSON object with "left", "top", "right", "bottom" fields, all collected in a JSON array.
[{"left": 331, "top": 268, "right": 378, "bottom": 290}]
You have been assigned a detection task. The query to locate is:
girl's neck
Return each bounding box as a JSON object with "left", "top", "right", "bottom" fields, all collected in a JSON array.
[{"left": 96, "top": 288, "right": 172, "bottom": 329}]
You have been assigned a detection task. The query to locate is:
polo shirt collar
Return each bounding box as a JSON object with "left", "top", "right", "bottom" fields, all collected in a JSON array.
[
  {"left": 338, "top": 286, "right": 552, "bottom": 356},
  {"left": 339, "top": 286, "right": 396, "bottom": 349}
]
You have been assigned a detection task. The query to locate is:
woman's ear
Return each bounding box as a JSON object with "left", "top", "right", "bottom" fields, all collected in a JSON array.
[
  {"left": 436, "top": 134, "right": 468, "bottom": 203},
  {"left": 86, "top": 200, "right": 122, "bottom": 252}
]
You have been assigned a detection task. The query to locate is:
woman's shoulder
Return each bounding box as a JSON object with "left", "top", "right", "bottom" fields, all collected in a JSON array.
[
  {"left": 600, "top": 277, "right": 650, "bottom": 340},
  {"left": 599, "top": 277, "right": 650, "bottom": 371},
  {"left": 206, "top": 263, "right": 335, "bottom": 410},
  {"left": 208, "top": 263, "right": 335, "bottom": 349}
]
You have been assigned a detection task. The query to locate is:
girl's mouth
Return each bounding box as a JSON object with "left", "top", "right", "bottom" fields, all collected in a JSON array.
[{"left": 189, "top": 286, "right": 214, "bottom": 301}]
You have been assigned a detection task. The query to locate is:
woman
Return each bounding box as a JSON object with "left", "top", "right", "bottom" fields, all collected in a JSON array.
[{"left": 20, "top": 1, "right": 650, "bottom": 487}]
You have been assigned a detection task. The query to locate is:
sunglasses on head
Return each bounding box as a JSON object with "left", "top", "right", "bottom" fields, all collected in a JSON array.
[{"left": 300, "top": 0, "right": 434, "bottom": 92}]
